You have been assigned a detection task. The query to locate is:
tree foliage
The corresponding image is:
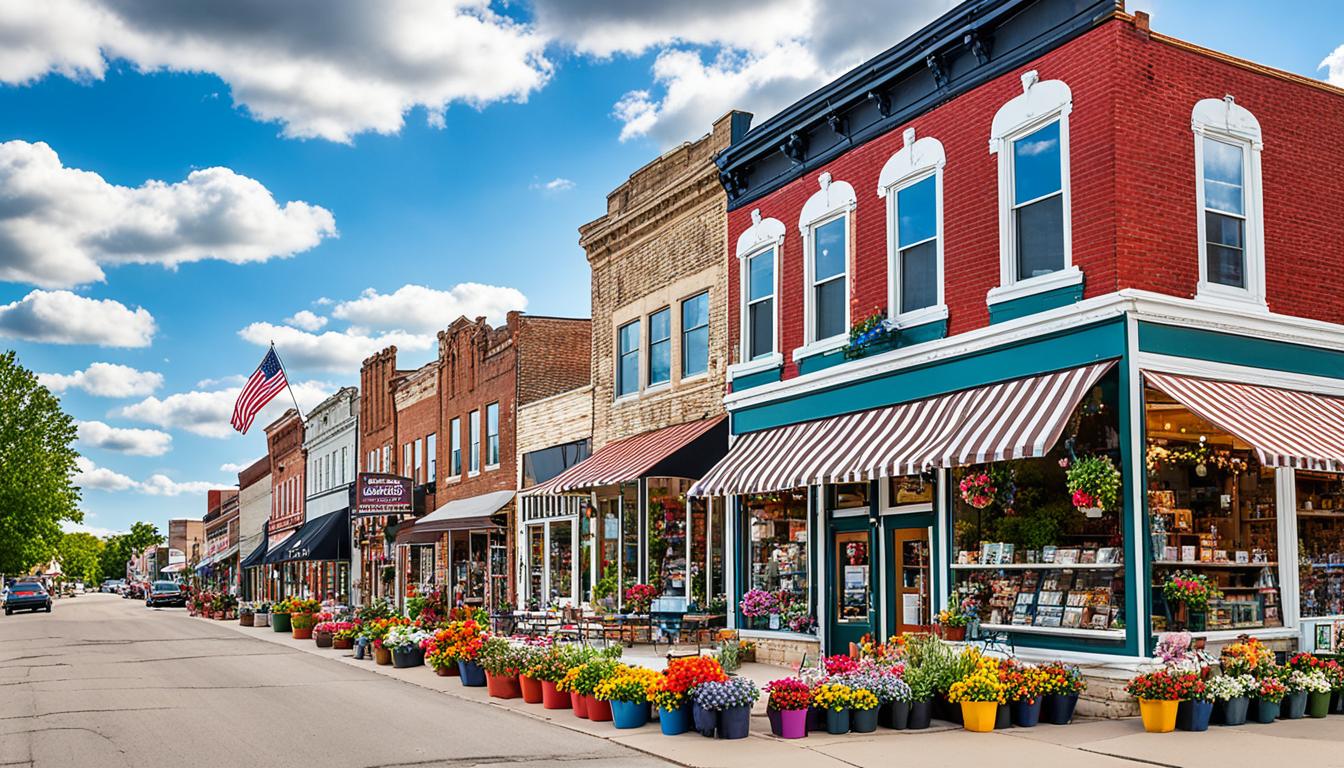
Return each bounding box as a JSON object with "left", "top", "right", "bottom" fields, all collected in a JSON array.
[
  {"left": 0, "top": 351, "right": 82, "bottom": 575},
  {"left": 57, "top": 532, "right": 104, "bottom": 585},
  {"left": 98, "top": 523, "right": 166, "bottom": 581}
]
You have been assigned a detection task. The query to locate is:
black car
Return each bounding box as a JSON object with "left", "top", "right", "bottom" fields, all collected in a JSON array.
[
  {"left": 145, "top": 580, "right": 185, "bottom": 608},
  {"left": 5, "top": 582, "right": 52, "bottom": 615}
]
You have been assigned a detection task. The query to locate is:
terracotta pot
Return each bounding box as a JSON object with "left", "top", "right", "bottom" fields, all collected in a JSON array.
[
  {"left": 291, "top": 626, "right": 313, "bottom": 640},
  {"left": 239, "top": 613, "right": 254, "bottom": 627},
  {"left": 572, "top": 691, "right": 589, "bottom": 718},
  {"left": 541, "top": 680, "right": 571, "bottom": 710},
  {"left": 374, "top": 646, "right": 392, "bottom": 666},
  {"left": 333, "top": 637, "right": 353, "bottom": 650},
  {"left": 486, "top": 672, "right": 521, "bottom": 699},
  {"left": 313, "top": 630, "right": 333, "bottom": 648},
  {"left": 940, "top": 625, "right": 967, "bottom": 642},
  {"left": 586, "top": 695, "right": 613, "bottom": 722},
  {"left": 519, "top": 674, "right": 543, "bottom": 704}
]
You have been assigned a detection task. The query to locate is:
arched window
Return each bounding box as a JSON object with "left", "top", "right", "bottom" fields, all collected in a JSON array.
[
  {"left": 1191, "top": 95, "right": 1265, "bottom": 309},
  {"left": 735, "top": 209, "right": 785, "bottom": 370},
  {"left": 796, "top": 172, "right": 856, "bottom": 359},
  {"left": 988, "top": 71, "right": 1080, "bottom": 306},
  {"left": 878, "top": 128, "right": 947, "bottom": 327}
]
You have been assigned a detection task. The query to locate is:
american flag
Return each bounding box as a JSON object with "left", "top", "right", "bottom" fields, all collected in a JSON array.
[{"left": 231, "top": 348, "right": 288, "bottom": 434}]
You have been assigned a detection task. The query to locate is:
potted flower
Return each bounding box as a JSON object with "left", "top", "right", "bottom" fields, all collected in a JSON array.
[
  {"left": 595, "top": 664, "right": 662, "bottom": 729},
  {"left": 811, "top": 682, "right": 857, "bottom": 734},
  {"left": 1287, "top": 654, "right": 1334, "bottom": 718},
  {"left": 312, "top": 620, "right": 339, "bottom": 648},
  {"left": 331, "top": 621, "right": 359, "bottom": 650},
  {"left": 1173, "top": 672, "right": 1212, "bottom": 731},
  {"left": 1280, "top": 669, "right": 1313, "bottom": 719},
  {"left": 1126, "top": 670, "right": 1184, "bottom": 733},
  {"left": 442, "top": 619, "right": 487, "bottom": 685},
  {"left": 935, "top": 591, "right": 977, "bottom": 642},
  {"left": 515, "top": 641, "right": 549, "bottom": 703},
  {"left": 692, "top": 676, "right": 759, "bottom": 739},
  {"left": 959, "top": 472, "right": 997, "bottom": 510},
  {"left": 623, "top": 583, "right": 658, "bottom": 614},
  {"left": 829, "top": 668, "right": 894, "bottom": 733},
  {"left": 270, "top": 598, "right": 293, "bottom": 633},
  {"left": 1038, "top": 661, "right": 1087, "bottom": 724},
  {"left": 239, "top": 603, "right": 255, "bottom": 627},
  {"left": 738, "top": 588, "right": 779, "bottom": 630},
  {"left": 526, "top": 647, "right": 573, "bottom": 710},
  {"left": 1064, "top": 454, "right": 1121, "bottom": 517},
  {"left": 365, "top": 617, "right": 404, "bottom": 665},
  {"left": 764, "top": 678, "right": 811, "bottom": 739},
  {"left": 903, "top": 666, "right": 935, "bottom": 730},
  {"left": 1219, "top": 636, "right": 1274, "bottom": 677},
  {"left": 479, "top": 637, "right": 524, "bottom": 699},
  {"left": 1207, "top": 674, "right": 1253, "bottom": 726},
  {"left": 557, "top": 665, "right": 588, "bottom": 718},
  {"left": 1162, "top": 571, "right": 1222, "bottom": 631},
  {"left": 947, "top": 658, "right": 1005, "bottom": 733},
  {"left": 1000, "top": 660, "right": 1048, "bottom": 727},
  {"left": 254, "top": 602, "right": 271, "bottom": 627},
  {"left": 1325, "top": 659, "right": 1344, "bottom": 714},
  {"left": 1251, "top": 676, "right": 1287, "bottom": 723},
  {"left": 572, "top": 659, "right": 620, "bottom": 722},
  {"left": 657, "top": 656, "right": 726, "bottom": 735},
  {"left": 384, "top": 624, "right": 431, "bottom": 668}
]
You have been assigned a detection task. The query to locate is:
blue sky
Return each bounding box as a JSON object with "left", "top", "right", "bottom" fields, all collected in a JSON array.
[{"left": 1, "top": 1, "right": 1339, "bottom": 537}]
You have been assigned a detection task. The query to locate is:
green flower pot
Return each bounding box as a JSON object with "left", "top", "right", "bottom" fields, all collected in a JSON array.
[
  {"left": 271, "top": 612, "right": 291, "bottom": 632},
  {"left": 1307, "top": 691, "right": 1331, "bottom": 719}
]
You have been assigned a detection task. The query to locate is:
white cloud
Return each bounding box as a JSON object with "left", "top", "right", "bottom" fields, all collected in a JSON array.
[
  {"left": 195, "top": 374, "right": 246, "bottom": 389},
  {"left": 38, "top": 362, "right": 163, "bottom": 397},
  {"left": 331, "top": 283, "right": 527, "bottom": 333},
  {"left": 530, "top": 177, "right": 575, "bottom": 194},
  {"left": 284, "top": 310, "right": 328, "bottom": 331},
  {"left": 138, "top": 474, "right": 214, "bottom": 497},
  {"left": 219, "top": 462, "right": 249, "bottom": 473},
  {"left": 1322, "top": 43, "right": 1344, "bottom": 86},
  {"left": 0, "top": 290, "right": 155, "bottom": 347},
  {"left": 73, "top": 455, "right": 137, "bottom": 492},
  {"left": 116, "top": 379, "right": 333, "bottom": 438},
  {"left": 1, "top": 0, "right": 552, "bottom": 143},
  {"left": 534, "top": 0, "right": 808, "bottom": 58},
  {"left": 0, "top": 140, "right": 336, "bottom": 288},
  {"left": 62, "top": 520, "right": 125, "bottom": 538},
  {"left": 76, "top": 420, "right": 172, "bottom": 456},
  {"left": 238, "top": 322, "right": 436, "bottom": 373}
]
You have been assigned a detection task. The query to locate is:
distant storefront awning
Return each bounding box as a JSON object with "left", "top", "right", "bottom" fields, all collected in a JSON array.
[
  {"left": 691, "top": 361, "right": 1116, "bottom": 497},
  {"left": 262, "top": 532, "right": 296, "bottom": 565},
  {"left": 268, "top": 509, "right": 350, "bottom": 564},
  {"left": 240, "top": 537, "right": 268, "bottom": 569},
  {"left": 1144, "top": 370, "right": 1344, "bottom": 472},
  {"left": 396, "top": 490, "right": 514, "bottom": 545},
  {"left": 527, "top": 416, "right": 727, "bottom": 495},
  {"left": 162, "top": 562, "right": 187, "bottom": 574}
]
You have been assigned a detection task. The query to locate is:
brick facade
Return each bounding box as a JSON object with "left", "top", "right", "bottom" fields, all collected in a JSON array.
[
  {"left": 264, "top": 409, "right": 305, "bottom": 540},
  {"left": 394, "top": 361, "right": 440, "bottom": 509},
  {"left": 516, "top": 385, "right": 593, "bottom": 461},
  {"left": 585, "top": 114, "right": 738, "bottom": 447}
]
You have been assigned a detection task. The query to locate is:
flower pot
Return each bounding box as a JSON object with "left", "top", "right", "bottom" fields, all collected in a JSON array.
[
  {"left": 486, "top": 672, "right": 521, "bottom": 699},
  {"left": 1138, "top": 699, "right": 1178, "bottom": 733},
  {"left": 611, "top": 700, "right": 651, "bottom": 729},
  {"left": 1251, "top": 698, "right": 1280, "bottom": 723},
  {"left": 392, "top": 646, "right": 422, "bottom": 668},
  {"left": 1307, "top": 691, "right": 1331, "bottom": 719},
  {"left": 333, "top": 637, "right": 352, "bottom": 650},
  {"left": 313, "top": 630, "right": 333, "bottom": 648},
  {"left": 1332, "top": 690, "right": 1344, "bottom": 714},
  {"left": 291, "top": 626, "right": 313, "bottom": 640},
  {"left": 692, "top": 702, "right": 717, "bottom": 736},
  {"left": 519, "top": 674, "right": 543, "bottom": 704},
  {"left": 374, "top": 646, "right": 392, "bottom": 666},
  {"left": 457, "top": 660, "right": 486, "bottom": 686},
  {"left": 255, "top": 613, "right": 270, "bottom": 627},
  {"left": 960, "top": 701, "right": 998, "bottom": 733},
  {"left": 1176, "top": 699, "right": 1213, "bottom": 732},
  {"left": 718, "top": 705, "right": 751, "bottom": 739},
  {"left": 541, "top": 680, "right": 571, "bottom": 710},
  {"left": 1217, "top": 696, "right": 1249, "bottom": 726},
  {"left": 271, "top": 613, "right": 291, "bottom": 632},
  {"left": 880, "top": 700, "right": 910, "bottom": 730},
  {"left": 1041, "top": 692, "right": 1078, "bottom": 725},
  {"left": 435, "top": 666, "right": 454, "bottom": 677},
  {"left": 806, "top": 706, "right": 827, "bottom": 732},
  {"left": 1279, "top": 690, "right": 1307, "bottom": 719},
  {"left": 586, "top": 696, "right": 612, "bottom": 722},
  {"left": 659, "top": 703, "right": 691, "bottom": 735},
  {"left": 941, "top": 625, "right": 966, "bottom": 641},
  {"left": 907, "top": 699, "right": 933, "bottom": 730},
  {"left": 1012, "top": 698, "right": 1042, "bottom": 727},
  {"left": 851, "top": 706, "right": 879, "bottom": 733},
  {"left": 994, "top": 703, "right": 1011, "bottom": 730},
  {"left": 824, "top": 708, "right": 850, "bottom": 734},
  {"left": 239, "top": 613, "right": 254, "bottom": 627},
  {"left": 935, "top": 693, "right": 963, "bottom": 724},
  {"left": 770, "top": 707, "right": 807, "bottom": 738},
  {"left": 572, "top": 691, "right": 589, "bottom": 718}
]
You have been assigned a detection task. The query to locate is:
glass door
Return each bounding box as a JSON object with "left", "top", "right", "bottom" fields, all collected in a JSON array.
[
  {"left": 892, "top": 527, "right": 931, "bottom": 635},
  {"left": 827, "top": 518, "right": 872, "bottom": 654}
]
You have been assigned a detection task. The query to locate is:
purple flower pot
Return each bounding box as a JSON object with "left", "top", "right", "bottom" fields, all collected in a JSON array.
[{"left": 770, "top": 708, "right": 807, "bottom": 739}]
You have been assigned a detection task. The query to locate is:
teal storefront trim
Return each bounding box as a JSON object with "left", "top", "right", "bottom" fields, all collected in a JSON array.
[
  {"left": 731, "top": 365, "right": 783, "bottom": 392},
  {"left": 898, "top": 318, "right": 948, "bottom": 346},
  {"left": 1137, "top": 321, "right": 1344, "bottom": 379},
  {"left": 987, "top": 282, "right": 1085, "bottom": 325},
  {"left": 797, "top": 347, "right": 846, "bottom": 376},
  {"left": 825, "top": 510, "right": 875, "bottom": 655}
]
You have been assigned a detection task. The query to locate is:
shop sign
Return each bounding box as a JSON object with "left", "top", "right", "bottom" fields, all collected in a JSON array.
[{"left": 353, "top": 473, "right": 413, "bottom": 516}]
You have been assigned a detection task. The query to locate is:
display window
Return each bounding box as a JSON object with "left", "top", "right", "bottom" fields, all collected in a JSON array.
[
  {"left": 1145, "top": 386, "right": 1283, "bottom": 632},
  {"left": 835, "top": 530, "right": 870, "bottom": 624},
  {"left": 743, "top": 488, "right": 814, "bottom": 633},
  {"left": 951, "top": 370, "right": 1125, "bottom": 635},
  {"left": 1296, "top": 470, "right": 1344, "bottom": 619},
  {"left": 647, "top": 479, "right": 691, "bottom": 598}
]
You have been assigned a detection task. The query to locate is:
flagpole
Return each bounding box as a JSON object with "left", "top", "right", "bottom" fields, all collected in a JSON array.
[{"left": 270, "top": 342, "right": 305, "bottom": 419}]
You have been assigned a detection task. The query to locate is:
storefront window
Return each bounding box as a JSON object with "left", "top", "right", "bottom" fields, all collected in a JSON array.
[
  {"left": 595, "top": 497, "right": 621, "bottom": 610},
  {"left": 951, "top": 370, "right": 1125, "bottom": 634},
  {"left": 549, "top": 521, "right": 572, "bottom": 602},
  {"left": 647, "top": 479, "right": 690, "bottom": 599},
  {"left": 743, "top": 489, "right": 812, "bottom": 632},
  {"left": 1297, "top": 471, "right": 1344, "bottom": 618},
  {"left": 836, "top": 531, "right": 870, "bottom": 623},
  {"left": 620, "top": 483, "right": 639, "bottom": 609},
  {"left": 690, "top": 495, "right": 708, "bottom": 608},
  {"left": 830, "top": 482, "right": 868, "bottom": 510},
  {"left": 1146, "top": 386, "right": 1283, "bottom": 631},
  {"left": 527, "top": 525, "right": 544, "bottom": 609},
  {"left": 709, "top": 498, "right": 726, "bottom": 612}
]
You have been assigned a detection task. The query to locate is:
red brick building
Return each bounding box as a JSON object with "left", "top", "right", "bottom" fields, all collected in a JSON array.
[{"left": 262, "top": 409, "right": 305, "bottom": 597}]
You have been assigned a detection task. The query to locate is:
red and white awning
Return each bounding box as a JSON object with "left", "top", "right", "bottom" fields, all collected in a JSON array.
[
  {"left": 690, "top": 361, "right": 1114, "bottom": 497},
  {"left": 1144, "top": 371, "right": 1344, "bottom": 472},
  {"left": 527, "top": 416, "right": 725, "bottom": 495}
]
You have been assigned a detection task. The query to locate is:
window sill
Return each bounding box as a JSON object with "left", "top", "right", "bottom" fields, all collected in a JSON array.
[
  {"left": 728, "top": 353, "right": 783, "bottom": 381},
  {"left": 613, "top": 393, "right": 640, "bottom": 405},
  {"left": 644, "top": 382, "right": 672, "bottom": 395},
  {"left": 986, "top": 265, "right": 1082, "bottom": 305},
  {"left": 484, "top": 464, "right": 500, "bottom": 472},
  {"left": 790, "top": 334, "right": 848, "bottom": 363},
  {"left": 1194, "top": 283, "right": 1268, "bottom": 313},
  {"left": 893, "top": 303, "right": 949, "bottom": 329},
  {"left": 679, "top": 371, "right": 709, "bottom": 386}
]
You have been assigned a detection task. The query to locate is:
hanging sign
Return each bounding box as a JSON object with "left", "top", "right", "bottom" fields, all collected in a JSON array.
[{"left": 353, "top": 473, "right": 413, "bottom": 517}]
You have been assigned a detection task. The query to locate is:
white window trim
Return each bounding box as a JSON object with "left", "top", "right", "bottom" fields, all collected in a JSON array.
[
  {"left": 987, "top": 71, "right": 1080, "bottom": 306},
  {"left": 796, "top": 172, "right": 856, "bottom": 357},
  {"left": 1191, "top": 95, "right": 1266, "bottom": 312},
  {"left": 878, "top": 128, "right": 949, "bottom": 328},
  {"left": 484, "top": 403, "right": 500, "bottom": 471},
  {"left": 615, "top": 319, "right": 641, "bottom": 400},
  {"left": 646, "top": 306, "right": 672, "bottom": 389},
  {"left": 733, "top": 208, "right": 785, "bottom": 376},
  {"left": 468, "top": 409, "right": 481, "bottom": 477},
  {"left": 679, "top": 290, "right": 711, "bottom": 381}
]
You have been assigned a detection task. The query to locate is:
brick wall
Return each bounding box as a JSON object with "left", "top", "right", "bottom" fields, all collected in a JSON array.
[
  {"left": 435, "top": 317, "right": 518, "bottom": 500},
  {"left": 359, "top": 347, "right": 399, "bottom": 473},
  {"left": 265, "top": 409, "right": 305, "bottom": 537},
  {"left": 515, "top": 314, "right": 592, "bottom": 405}
]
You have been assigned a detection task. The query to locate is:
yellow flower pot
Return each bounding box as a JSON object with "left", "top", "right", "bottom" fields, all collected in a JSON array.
[
  {"left": 961, "top": 701, "right": 998, "bottom": 733},
  {"left": 1139, "top": 699, "right": 1178, "bottom": 733}
]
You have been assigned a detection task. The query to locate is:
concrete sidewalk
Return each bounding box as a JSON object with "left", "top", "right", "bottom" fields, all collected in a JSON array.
[{"left": 197, "top": 615, "right": 1344, "bottom": 768}]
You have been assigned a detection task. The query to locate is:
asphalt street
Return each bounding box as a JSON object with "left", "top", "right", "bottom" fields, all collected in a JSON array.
[{"left": 0, "top": 593, "right": 671, "bottom": 768}]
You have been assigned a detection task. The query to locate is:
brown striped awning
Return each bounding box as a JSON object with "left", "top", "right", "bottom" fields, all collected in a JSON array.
[
  {"left": 690, "top": 361, "right": 1115, "bottom": 497},
  {"left": 527, "top": 416, "right": 726, "bottom": 495},
  {"left": 1143, "top": 371, "right": 1344, "bottom": 472}
]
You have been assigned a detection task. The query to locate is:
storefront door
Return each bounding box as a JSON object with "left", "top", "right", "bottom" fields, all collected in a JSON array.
[
  {"left": 827, "top": 515, "right": 873, "bottom": 655},
  {"left": 883, "top": 513, "right": 933, "bottom": 638}
]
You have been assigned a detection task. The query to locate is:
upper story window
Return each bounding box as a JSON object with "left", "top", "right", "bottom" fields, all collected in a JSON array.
[
  {"left": 381, "top": 445, "right": 389, "bottom": 473},
  {"left": 617, "top": 319, "right": 640, "bottom": 398},
  {"left": 988, "top": 71, "right": 1079, "bottom": 305},
  {"left": 414, "top": 437, "right": 424, "bottom": 483},
  {"left": 1192, "top": 95, "right": 1265, "bottom": 309},
  {"left": 681, "top": 291, "right": 709, "bottom": 377},
  {"left": 426, "top": 433, "right": 436, "bottom": 482},
  {"left": 878, "top": 129, "right": 947, "bottom": 326},
  {"left": 403, "top": 443, "right": 413, "bottom": 480},
  {"left": 733, "top": 209, "right": 785, "bottom": 372},
  {"left": 485, "top": 402, "right": 500, "bottom": 468},
  {"left": 797, "top": 172, "right": 857, "bottom": 356},
  {"left": 449, "top": 417, "right": 461, "bottom": 477},
  {"left": 648, "top": 307, "right": 671, "bottom": 387},
  {"left": 469, "top": 410, "right": 481, "bottom": 475}
]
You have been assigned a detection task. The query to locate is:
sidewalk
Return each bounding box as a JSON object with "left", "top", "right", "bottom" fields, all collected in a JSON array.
[{"left": 197, "top": 616, "right": 1344, "bottom": 768}]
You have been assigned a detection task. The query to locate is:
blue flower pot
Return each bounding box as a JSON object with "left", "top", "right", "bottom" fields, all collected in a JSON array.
[
  {"left": 718, "top": 705, "right": 751, "bottom": 739},
  {"left": 611, "top": 700, "right": 651, "bottom": 729},
  {"left": 851, "top": 706, "right": 879, "bottom": 733},
  {"left": 1011, "top": 698, "right": 1042, "bottom": 727},
  {"left": 457, "top": 659, "right": 486, "bottom": 687},
  {"left": 1041, "top": 693, "right": 1078, "bottom": 724},
  {"left": 659, "top": 703, "right": 691, "bottom": 735},
  {"left": 825, "top": 708, "right": 850, "bottom": 734},
  {"left": 1216, "top": 696, "right": 1249, "bottom": 726},
  {"left": 1176, "top": 699, "right": 1213, "bottom": 731},
  {"left": 692, "top": 701, "right": 717, "bottom": 737},
  {"left": 1251, "top": 698, "right": 1279, "bottom": 723},
  {"left": 1279, "top": 691, "right": 1308, "bottom": 719}
]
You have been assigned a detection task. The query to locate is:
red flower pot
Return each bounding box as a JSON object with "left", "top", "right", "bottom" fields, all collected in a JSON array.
[
  {"left": 292, "top": 627, "right": 313, "bottom": 640},
  {"left": 940, "top": 626, "right": 966, "bottom": 642},
  {"left": 519, "top": 674, "right": 544, "bottom": 704},
  {"left": 333, "top": 637, "right": 352, "bottom": 650},
  {"left": 572, "top": 691, "right": 589, "bottom": 718},
  {"left": 586, "top": 696, "right": 612, "bottom": 722},
  {"left": 486, "top": 672, "right": 521, "bottom": 699},
  {"left": 541, "top": 680, "right": 571, "bottom": 710}
]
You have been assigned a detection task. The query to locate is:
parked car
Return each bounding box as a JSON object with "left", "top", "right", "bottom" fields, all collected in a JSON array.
[
  {"left": 5, "top": 582, "right": 52, "bottom": 615},
  {"left": 123, "top": 582, "right": 146, "bottom": 599},
  {"left": 101, "top": 579, "right": 125, "bottom": 593},
  {"left": 145, "top": 581, "right": 185, "bottom": 608}
]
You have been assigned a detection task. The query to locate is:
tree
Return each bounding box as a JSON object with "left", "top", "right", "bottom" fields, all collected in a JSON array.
[
  {"left": 99, "top": 523, "right": 165, "bottom": 581},
  {"left": 57, "top": 532, "right": 104, "bottom": 585},
  {"left": 0, "top": 351, "right": 82, "bottom": 575}
]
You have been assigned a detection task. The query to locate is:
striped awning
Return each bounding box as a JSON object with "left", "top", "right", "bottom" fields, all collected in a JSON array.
[
  {"left": 528, "top": 416, "right": 726, "bottom": 494},
  {"left": 1144, "top": 371, "right": 1344, "bottom": 472},
  {"left": 690, "top": 361, "right": 1115, "bottom": 496}
]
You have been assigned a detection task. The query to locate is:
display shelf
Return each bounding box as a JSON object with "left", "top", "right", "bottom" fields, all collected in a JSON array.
[
  {"left": 1298, "top": 510, "right": 1344, "bottom": 518},
  {"left": 978, "top": 623, "right": 1126, "bottom": 640},
  {"left": 951, "top": 562, "right": 1124, "bottom": 571},
  {"left": 1152, "top": 561, "right": 1277, "bottom": 568}
]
